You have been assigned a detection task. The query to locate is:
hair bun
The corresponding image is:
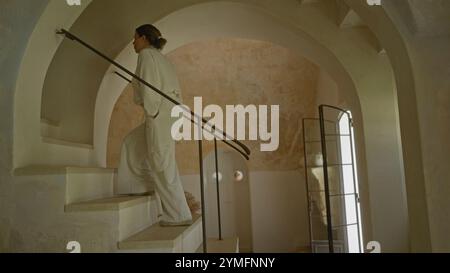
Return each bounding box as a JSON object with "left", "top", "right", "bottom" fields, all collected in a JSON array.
[{"left": 156, "top": 37, "right": 168, "bottom": 50}]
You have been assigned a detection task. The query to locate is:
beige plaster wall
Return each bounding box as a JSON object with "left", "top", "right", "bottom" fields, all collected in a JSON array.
[
  {"left": 409, "top": 36, "right": 450, "bottom": 252},
  {"left": 346, "top": 0, "right": 431, "bottom": 252},
  {"left": 345, "top": 0, "right": 450, "bottom": 253},
  {"left": 0, "top": 0, "right": 49, "bottom": 252},
  {"left": 293, "top": 1, "right": 408, "bottom": 252},
  {"left": 249, "top": 170, "right": 309, "bottom": 252},
  {"left": 106, "top": 38, "right": 319, "bottom": 173},
  {"left": 13, "top": 0, "right": 94, "bottom": 169}
]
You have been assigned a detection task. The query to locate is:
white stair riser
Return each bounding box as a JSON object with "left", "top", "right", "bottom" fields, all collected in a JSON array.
[
  {"left": 13, "top": 175, "right": 118, "bottom": 253},
  {"left": 118, "top": 199, "right": 159, "bottom": 241},
  {"left": 65, "top": 198, "right": 159, "bottom": 250},
  {"left": 181, "top": 223, "right": 203, "bottom": 253},
  {"left": 117, "top": 247, "right": 176, "bottom": 253},
  {"left": 117, "top": 218, "right": 203, "bottom": 253},
  {"left": 66, "top": 172, "right": 114, "bottom": 204}
]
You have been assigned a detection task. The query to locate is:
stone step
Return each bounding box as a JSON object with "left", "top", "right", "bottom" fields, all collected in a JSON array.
[
  {"left": 65, "top": 195, "right": 154, "bottom": 212},
  {"left": 206, "top": 237, "right": 240, "bottom": 253},
  {"left": 14, "top": 166, "right": 116, "bottom": 204},
  {"left": 65, "top": 194, "right": 159, "bottom": 241},
  {"left": 13, "top": 165, "right": 115, "bottom": 176},
  {"left": 295, "top": 246, "right": 312, "bottom": 253},
  {"left": 41, "top": 137, "right": 94, "bottom": 150},
  {"left": 118, "top": 214, "right": 203, "bottom": 253}
]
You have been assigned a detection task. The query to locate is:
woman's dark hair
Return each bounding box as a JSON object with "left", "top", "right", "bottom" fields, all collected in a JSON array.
[{"left": 136, "top": 24, "right": 167, "bottom": 50}]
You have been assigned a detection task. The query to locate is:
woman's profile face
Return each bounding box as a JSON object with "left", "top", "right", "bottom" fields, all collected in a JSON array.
[{"left": 133, "top": 32, "right": 148, "bottom": 53}]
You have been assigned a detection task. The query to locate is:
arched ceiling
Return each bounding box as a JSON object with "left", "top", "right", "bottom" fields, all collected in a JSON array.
[
  {"left": 42, "top": 0, "right": 208, "bottom": 144},
  {"left": 385, "top": 0, "right": 450, "bottom": 37},
  {"left": 41, "top": 0, "right": 359, "bottom": 145}
]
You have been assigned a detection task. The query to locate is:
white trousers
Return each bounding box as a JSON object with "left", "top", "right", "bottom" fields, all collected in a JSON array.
[{"left": 117, "top": 122, "right": 192, "bottom": 223}]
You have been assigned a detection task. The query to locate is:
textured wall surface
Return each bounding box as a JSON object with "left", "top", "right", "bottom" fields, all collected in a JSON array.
[
  {"left": 107, "top": 38, "right": 319, "bottom": 173},
  {"left": 0, "top": 0, "right": 49, "bottom": 252}
]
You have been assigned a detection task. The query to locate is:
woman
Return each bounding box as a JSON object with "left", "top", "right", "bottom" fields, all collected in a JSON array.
[{"left": 117, "top": 24, "right": 192, "bottom": 226}]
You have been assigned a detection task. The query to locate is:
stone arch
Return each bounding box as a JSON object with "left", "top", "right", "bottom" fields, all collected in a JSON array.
[
  {"left": 346, "top": 0, "right": 432, "bottom": 252},
  {"left": 93, "top": 2, "right": 361, "bottom": 168}
]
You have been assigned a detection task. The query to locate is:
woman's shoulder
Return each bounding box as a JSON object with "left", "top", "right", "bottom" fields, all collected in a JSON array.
[
  {"left": 139, "top": 47, "right": 154, "bottom": 58},
  {"left": 139, "top": 47, "right": 166, "bottom": 62},
  {"left": 141, "top": 47, "right": 162, "bottom": 56}
]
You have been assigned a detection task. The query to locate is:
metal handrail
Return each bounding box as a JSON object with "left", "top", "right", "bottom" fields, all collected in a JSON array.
[
  {"left": 113, "top": 72, "right": 248, "bottom": 160},
  {"left": 56, "top": 28, "right": 250, "bottom": 160},
  {"left": 56, "top": 28, "right": 237, "bottom": 252}
]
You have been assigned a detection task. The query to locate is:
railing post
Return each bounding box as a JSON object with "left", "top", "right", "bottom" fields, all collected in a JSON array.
[
  {"left": 198, "top": 139, "right": 207, "bottom": 253},
  {"left": 302, "top": 119, "right": 314, "bottom": 252},
  {"left": 214, "top": 137, "right": 223, "bottom": 241},
  {"left": 197, "top": 114, "right": 208, "bottom": 253}
]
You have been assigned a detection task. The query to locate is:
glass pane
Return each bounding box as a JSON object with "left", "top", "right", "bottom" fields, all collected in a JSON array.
[
  {"left": 344, "top": 195, "right": 358, "bottom": 224},
  {"left": 320, "top": 107, "right": 342, "bottom": 135},
  {"left": 309, "top": 193, "right": 358, "bottom": 228},
  {"left": 311, "top": 240, "right": 345, "bottom": 253},
  {"left": 304, "top": 140, "right": 341, "bottom": 167},
  {"left": 307, "top": 167, "right": 343, "bottom": 195},
  {"left": 304, "top": 142, "right": 323, "bottom": 166},
  {"left": 338, "top": 114, "right": 351, "bottom": 135},
  {"left": 303, "top": 119, "right": 321, "bottom": 142},
  {"left": 324, "top": 120, "right": 338, "bottom": 135},
  {"left": 303, "top": 119, "right": 337, "bottom": 142},
  {"left": 338, "top": 135, "right": 353, "bottom": 165},
  {"left": 329, "top": 195, "right": 357, "bottom": 228},
  {"left": 332, "top": 225, "right": 349, "bottom": 253},
  {"left": 332, "top": 224, "right": 361, "bottom": 253},
  {"left": 341, "top": 165, "right": 355, "bottom": 194},
  {"left": 305, "top": 107, "right": 363, "bottom": 254},
  {"left": 309, "top": 215, "right": 329, "bottom": 243}
]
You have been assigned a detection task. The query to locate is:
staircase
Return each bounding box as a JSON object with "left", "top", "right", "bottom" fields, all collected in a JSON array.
[{"left": 13, "top": 166, "right": 203, "bottom": 253}]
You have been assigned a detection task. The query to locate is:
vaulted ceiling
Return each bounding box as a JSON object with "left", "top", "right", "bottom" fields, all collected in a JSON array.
[{"left": 39, "top": 0, "right": 449, "bottom": 145}]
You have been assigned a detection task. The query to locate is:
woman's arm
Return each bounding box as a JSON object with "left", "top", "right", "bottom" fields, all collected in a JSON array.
[{"left": 135, "top": 50, "right": 163, "bottom": 117}]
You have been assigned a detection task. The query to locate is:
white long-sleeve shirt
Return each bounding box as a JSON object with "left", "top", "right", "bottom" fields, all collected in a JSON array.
[{"left": 131, "top": 47, "right": 182, "bottom": 117}]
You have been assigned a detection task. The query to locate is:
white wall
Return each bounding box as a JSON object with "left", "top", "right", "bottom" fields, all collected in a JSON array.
[
  {"left": 203, "top": 150, "right": 253, "bottom": 252},
  {"left": 182, "top": 169, "right": 309, "bottom": 253},
  {"left": 315, "top": 68, "right": 340, "bottom": 107},
  {"left": 0, "top": 0, "right": 50, "bottom": 252},
  {"left": 346, "top": 0, "right": 432, "bottom": 251},
  {"left": 13, "top": 0, "right": 94, "bottom": 168},
  {"left": 94, "top": 43, "right": 137, "bottom": 167},
  {"left": 408, "top": 36, "right": 450, "bottom": 252},
  {"left": 249, "top": 171, "right": 309, "bottom": 253},
  {"left": 381, "top": 1, "right": 450, "bottom": 251}
]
